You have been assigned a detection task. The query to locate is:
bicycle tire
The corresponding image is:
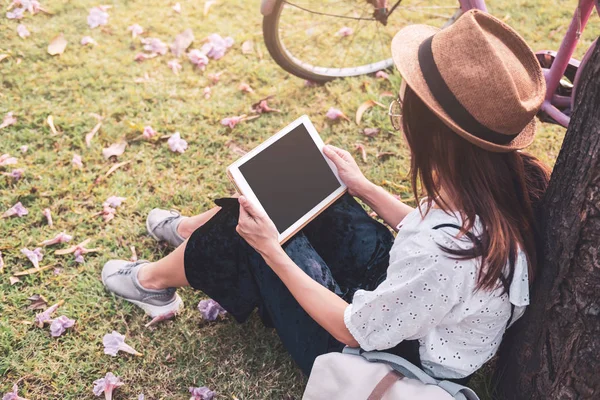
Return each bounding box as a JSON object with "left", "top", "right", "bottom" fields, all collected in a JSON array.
[{"left": 263, "top": 0, "right": 462, "bottom": 83}]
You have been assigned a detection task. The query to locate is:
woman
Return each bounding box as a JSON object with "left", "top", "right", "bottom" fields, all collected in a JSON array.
[{"left": 102, "top": 10, "right": 550, "bottom": 382}]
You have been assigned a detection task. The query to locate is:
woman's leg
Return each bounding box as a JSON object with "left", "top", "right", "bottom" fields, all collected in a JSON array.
[{"left": 136, "top": 240, "right": 191, "bottom": 289}]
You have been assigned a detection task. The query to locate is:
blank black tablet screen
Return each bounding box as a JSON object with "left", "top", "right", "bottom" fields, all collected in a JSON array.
[{"left": 238, "top": 123, "right": 341, "bottom": 233}]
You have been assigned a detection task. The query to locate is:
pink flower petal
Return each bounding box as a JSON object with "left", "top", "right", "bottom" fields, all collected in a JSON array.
[
  {"left": 93, "top": 372, "right": 124, "bottom": 399},
  {"left": 50, "top": 315, "right": 75, "bottom": 337},
  {"left": 189, "top": 386, "right": 215, "bottom": 400},
  {"left": 103, "top": 331, "right": 142, "bottom": 356},
  {"left": 20, "top": 145, "right": 28, "bottom": 153},
  {"left": 0, "top": 154, "right": 18, "bottom": 166},
  {"left": 167, "top": 59, "right": 182, "bottom": 75},
  {"left": 127, "top": 24, "right": 144, "bottom": 38},
  {"left": 238, "top": 82, "right": 254, "bottom": 93},
  {"left": 39, "top": 232, "right": 73, "bottom": 246},
  {"left": 325, "top": 107, "right": 349, "bottom": 121},
  {"left": 81, "top": 36, "right": 97, "bottom": 46},
  {"left": 188, "top": 49, "right": 209, "bottom": 70},
  {"left": 17, "top": 24, "right": 30, "bottom": 39},
  {"left": 42, "top": 208, "right": 53, "bottom": 226},
  {"left": 172, "top": 2, "right": 181, "bottom": 13},
  {"left": 201, "top": 33, "right": 234, "bottom": 60},
  {"left": 336, "top": 26, "right": 353, "bottom": 37},
  {"left": 220, "top": 115, "right": 245, "bottom": 129},
  {"left": 2, "top": 202, "right": 28, "bottom": 218},
  {"left": 141, "top": 37, "right": 168, "bottom": 55},
  {"left": 168, "top": 132, "right": 188, "bottom": 153},
  {"left": 103, "top": 196, "right": 126, "bottom": 208},
  {"left": 87, "top": 7, "right": 109, "bottom": 29},
  {"left": 375, "top": 70, "right": 389, "bottom": 80},
  {"left": 4, "top": 168, "right": 24, "bottom": 180},
  {"left": 0, "top": 112, "right": 17, "bottom": 129},
  {"left": 21, "top": 247, "right": 43, "bottom": 268},
  {"left": 72, "top": 154, "right": 83, "bottom": 168},
  {"left": 74, "top": 248, "right": 85, "bottom": 263},
  {"left": 2, "top": 383, "right": 27, "bottom": 400},
  {"left": 34, "top": 301, "right": 62, "bottom": 328},
  {"left": 203, "top": 87, "right": 211, "bottom": 99},
  {"left": 143, "top": 125, "right": 158, "bottom": 139},
  {"left": 6, "top": 7, "right": 25, "bottom": 20},
  {"left": 197, "top": 299, "right": 226, "bottom": 321},
  {"left": 135, "top": 52, "right": 158, "bottom": 62}
]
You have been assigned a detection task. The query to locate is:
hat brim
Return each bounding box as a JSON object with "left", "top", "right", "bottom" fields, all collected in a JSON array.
[{"left": 391, "top": 25, "right": 536, "bottom": 153}]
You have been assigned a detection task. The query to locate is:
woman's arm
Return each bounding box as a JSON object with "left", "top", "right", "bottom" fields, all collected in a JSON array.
[
  {"left": 261, "top": 243, "right": 359, "bottom": 347},
  {"left": 323, "top": 145, "right": 414, "bottom": 230},
  {"left": 235, "top": 196, "right": 359, "bottom": 346},
  {"left": 358, "top": 181, "right": 414, "bottom": 231}
]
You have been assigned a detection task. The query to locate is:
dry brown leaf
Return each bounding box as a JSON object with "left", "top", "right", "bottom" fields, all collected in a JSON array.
[
  {"left": 94, "top": 160, "right": 132, "bottom": 184},
  {"left": 241, "top": 40, "right": 254, "bottom": 55},
  {"left": 85, "top": 122, "right": 102, "bottom": 147},
  {"left": 27, "top": 294, "right": 49, "bottom": 310},
  {"left": 48, "top": 34, "right": 67, "bottom": 56},
  {"left": 171, "top": 29, "right": 195, "bottom": 57},
  {"left": 356, "top": 100, "right": 385, "bottom": 125},
  {"left": 14, "top": 265, "right": 54, "bottom": 277},
  {"left": 380, "top": 91, "right": 395, "bottom": 98},
  {"left": 9, "top": 276, "right": 20, "bottom": 285},
  {"left": 47, "top": 115, "right": 60, "bottom": 135},
  {"left": 355, "top": 143, "right": 367, "bottom": 162},
  {"left": 203, "top": 0, "right": 216, "bottom": 15},
  {"left": 102, "top": 142, "right": 127, "bottom": 159},
  {"left": 0, "top": 54, "right": 9, "bottom": 63},
  {"left": 363, "top": 128, "right": 380, "bottom": 137}
]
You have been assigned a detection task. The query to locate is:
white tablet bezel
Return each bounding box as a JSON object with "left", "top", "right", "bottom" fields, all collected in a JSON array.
[{"left": 227, "top": 115, "right": 347, "bottom": 244}]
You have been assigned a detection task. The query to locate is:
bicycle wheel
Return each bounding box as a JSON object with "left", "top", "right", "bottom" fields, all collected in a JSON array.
[{"left": 263, "top": 0, "right": 462, "bottom": 83}]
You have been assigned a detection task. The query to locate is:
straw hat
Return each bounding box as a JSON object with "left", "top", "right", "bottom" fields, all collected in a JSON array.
[{"left": 391, "top": 9, "right": 545, "bottom": 152}]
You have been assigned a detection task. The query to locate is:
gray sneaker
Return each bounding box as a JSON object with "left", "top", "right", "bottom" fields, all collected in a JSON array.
[
  {"left": 146, "top": 208, "right": 187, "bottom": 247},
  {"left": 101, "top": 260, "right": 184, "bottom": 317}
]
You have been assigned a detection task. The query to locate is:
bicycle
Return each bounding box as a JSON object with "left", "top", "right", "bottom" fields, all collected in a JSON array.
[{"left": 260, "top": 0, "right": 599, "bottom": 128}]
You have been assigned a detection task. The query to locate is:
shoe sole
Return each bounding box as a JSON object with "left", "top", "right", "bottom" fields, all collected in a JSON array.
[{"left": 101, "top": 273, "right": 184, "bottom": 318}]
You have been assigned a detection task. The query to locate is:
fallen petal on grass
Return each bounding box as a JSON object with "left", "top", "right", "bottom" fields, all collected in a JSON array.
[
  {"left": 39, "top": 232, "right": 72, "bottom": 246},
  {"left": 17, "top": 24, "right": 30, "bottom": 39},
  {"left": 142, "top": 37, "right": 168, "bottom": 55},
  {"left": 241, "top": 40, "right": 254, "bottom": 54},
  {"left": 21, "top": 247, "right": 43, "bottom": 269},
  {"left": 34, "top": 300, "right": 64, "bottom": 328},
  {"left": 2, "top": 383, "right": 28, "bottom": 400},
  {"left": 188, "top": 49, "right": 208, "bottom": 70},
  {"left": 2, "top": 202, "right": 28, "bottom": 218},
  {"left": 325, "top": 107, "right": 350, "bottom": 122},
  {"left": 251, "top": 96, "right": 280, "bottom": 114},
  {"left": 172, "top": 2, "right": 181, "bottom": 13},
  {"left": 72, "top": 154, "right": 83, "bottom": 168},
  {"left": 127, "top": 24, "right": 144, "bottom": 38},
  {"left": 48, "top": 34, "right": 67, "bottom": 55},
  {"left": 336, "top": 26, "right": 353, "bottom": 37},
  {"left": 220, "top": 115, "right": 246, "bottom": 129},
  {"left": 203, "top": 86, "right": 211, "bottom": 99},
  {"left": 363, "top": 128, "right": 380, "bottom": 137},
  {"left": 201, "top": 33, "right": 233, "bottom": 60},
  {"left": 3, "top": 168, "right": 24, "bottom": 180},
  {"left": 103, "top": 331, "right": 142, "bottom": 356},
  {"left": 168, "top": 132, "right": 188, "bottom": 153},
  {"left": 103, "top": 196, "right": 126, "bottom": 208},
  {"left": 20, "top": 145, "right": 28, "bottom": 153},
  {"left": 81, "top": 36, "right": 97, "bottom": 46},
  {"left": 42, "top": 208, "right": 53, "bottom": 226},
  {"left": 50, "top": 315, "right": 75, "bottom": 337},
  {"left": 167, "top": 59, "right": 182, "bottom": 75},
  {"left": 88, "top": 7, "right": 109, "bottom": 29},
  {"left": 0, "top": 112, "right": 17, "bottom": 129},
  {"left": 0, "top": 154, "right": 18, "bottom": 166},
  {"left": 189, "top": 386, "right": 215, "bottom": 400},
  {"left": 93, "top": 372, "right": 124, "bottom": 400},
  {"left": 143, "top": 126, "right": 158, "bottom": 139},
  {"left": 355, "top": 143, "right": 368, "bottom": 162},
  {"left": 375, "top": 70, "right": 389, "bottom": 80},
  {"left": 197, "top": 299, "right": 226, "bottom": 321},
  {"left": 145, "top": 309, "right": 178, "bottom": 327},
  {"left": 238, "top": 82, "right": 253, "bottom": 93}
]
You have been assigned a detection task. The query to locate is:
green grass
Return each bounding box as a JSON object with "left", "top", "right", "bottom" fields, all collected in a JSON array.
[{"left": 0, "top": 0, "right": 597, "bottom": 398}]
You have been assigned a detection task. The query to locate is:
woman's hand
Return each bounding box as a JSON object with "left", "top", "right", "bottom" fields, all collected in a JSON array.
[
  {"left": 323, "top": 145, "right": 372, "bottom": 197},
  {"left": 236, "top": 196, "right": 281, "bottom": 257}
]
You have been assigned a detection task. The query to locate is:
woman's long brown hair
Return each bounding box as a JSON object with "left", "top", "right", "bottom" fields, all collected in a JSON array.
[{"left": 401, "top": 86, "right": 551, "bottom": 291}]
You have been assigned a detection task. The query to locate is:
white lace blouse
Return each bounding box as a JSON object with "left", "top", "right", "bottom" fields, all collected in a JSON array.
[{"left": 343, "top": 205, "right": 530, "bottom": 379}]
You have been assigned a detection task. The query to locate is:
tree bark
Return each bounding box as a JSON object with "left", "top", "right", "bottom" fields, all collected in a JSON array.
[{"left": 495, "top": 40, "right": 600, "bottom": 399}]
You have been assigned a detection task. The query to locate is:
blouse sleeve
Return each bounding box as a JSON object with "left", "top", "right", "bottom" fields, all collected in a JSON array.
[{"left": 343, "top": 231, "right": 471, "bottom": 351}]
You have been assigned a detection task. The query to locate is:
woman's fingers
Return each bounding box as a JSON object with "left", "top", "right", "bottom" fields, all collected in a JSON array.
[
  {"left": 323, "top": 145, "right": 346, "bottom": 167},
  {"left": 239, "top": 196, "right": 262, "bottom": 220}
]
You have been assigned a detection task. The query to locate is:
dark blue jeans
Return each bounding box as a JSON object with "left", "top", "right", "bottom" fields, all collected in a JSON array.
[{"left": 183, "top": 193, "right": 395, "bottom": 375}]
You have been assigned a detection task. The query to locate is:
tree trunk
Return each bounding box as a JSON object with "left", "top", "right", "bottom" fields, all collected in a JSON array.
[{"left": 495, "top": 40, "right": 600, "bottom": 399}]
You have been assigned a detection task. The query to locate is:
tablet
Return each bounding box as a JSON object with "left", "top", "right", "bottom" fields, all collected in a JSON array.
[{"left": 227, "top": 115, "right": 347, "bottom": 244}]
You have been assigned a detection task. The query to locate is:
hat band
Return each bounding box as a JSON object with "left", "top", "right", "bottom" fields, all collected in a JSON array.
[{"left": 417, "top": 36, "right": 518, "bottom": 145}]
